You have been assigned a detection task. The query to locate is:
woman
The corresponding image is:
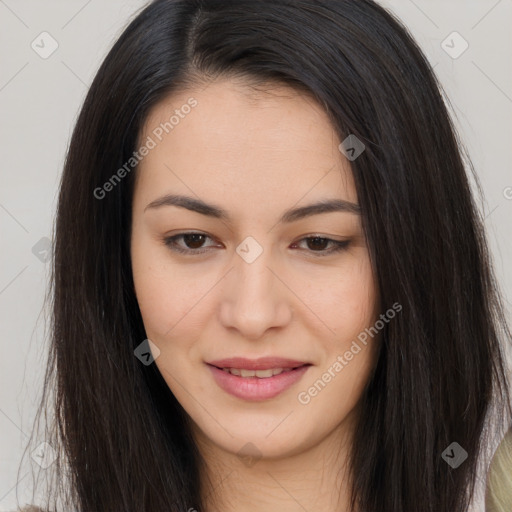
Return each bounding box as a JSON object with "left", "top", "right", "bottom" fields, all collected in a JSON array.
[{"left": 17, "top": 0, "right": 511, "bottom": 511}]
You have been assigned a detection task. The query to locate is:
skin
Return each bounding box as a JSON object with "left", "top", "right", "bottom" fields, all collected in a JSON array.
[{"left": 131, "top": 78, "right": 380, "bottom": 512}]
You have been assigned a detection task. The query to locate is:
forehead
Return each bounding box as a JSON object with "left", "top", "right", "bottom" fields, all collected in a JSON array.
[{"left": 135, "top": 78, "right": 357, "bottom": 210}]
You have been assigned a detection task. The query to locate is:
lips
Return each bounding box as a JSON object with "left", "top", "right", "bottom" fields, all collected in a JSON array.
[
  {"left": 206, "top": 357, "right": 311, "bottom": 401},
  {"left": 221, "top": 367, "right": 294, "bottom": 378},
  {"left": 207, "top": 356, "right": 308, "bottom": 371}
]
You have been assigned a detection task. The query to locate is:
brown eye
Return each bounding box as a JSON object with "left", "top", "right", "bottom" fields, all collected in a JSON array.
[
  {"left": 182, "top": 233, "right": 207, "bottom": 249},
  {"left": 291, "top": 236, "right": 350, "bottom": 256},
  {"left": 305, "top": 237, "right": 329, "bottom": 251},
  {"left": 163, "top": 232, "right": 218, "bottom": 255}
]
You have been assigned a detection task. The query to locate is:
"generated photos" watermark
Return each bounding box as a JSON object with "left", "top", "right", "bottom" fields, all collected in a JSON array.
[
  {"left": 297, "top": 302, "right": 402, "bottom": 405},
  {"left": 93, "top": 97, "right": 198, "bottom": 200}
]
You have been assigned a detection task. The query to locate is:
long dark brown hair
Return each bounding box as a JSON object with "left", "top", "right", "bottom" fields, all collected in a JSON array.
[{"left": 18, "top": 0, "right": 511, "bottom": 510}]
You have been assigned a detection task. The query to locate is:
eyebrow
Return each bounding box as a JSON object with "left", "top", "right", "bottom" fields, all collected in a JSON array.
[{"left": 144, "top": 194, "right": 361, "bottom": 223}]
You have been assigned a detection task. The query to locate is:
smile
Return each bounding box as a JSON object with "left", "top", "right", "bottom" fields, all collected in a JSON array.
[
  {"left": 220, "top": 367, "right": 295, "bottom": 378},
  {"left": 207, "top": 359, "right": 311, "bottom": 401}
]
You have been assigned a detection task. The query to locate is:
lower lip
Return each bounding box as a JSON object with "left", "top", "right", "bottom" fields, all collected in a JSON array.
[{"left": 207, "top": 364, "right": 310, "bottom": 401}]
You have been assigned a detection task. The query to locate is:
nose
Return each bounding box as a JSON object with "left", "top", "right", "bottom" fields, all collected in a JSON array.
[{"left": 218, "top": 249, "right": 293, "bottom": 340}]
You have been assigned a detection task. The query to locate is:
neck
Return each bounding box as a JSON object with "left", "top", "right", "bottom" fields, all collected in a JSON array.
[{"left": 195, "top": 415, "right": 358, "bottom": 512}]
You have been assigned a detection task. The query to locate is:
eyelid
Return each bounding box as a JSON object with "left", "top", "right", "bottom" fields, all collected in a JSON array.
[
  {"left": 290, "top": 235, "right": 350, "bottom": 256},
  {"left": 162, "top": 232, "right": 350, "bottom": 256},
  {"left": 162, "top": 231, "right": 221, "bottom": 254}
]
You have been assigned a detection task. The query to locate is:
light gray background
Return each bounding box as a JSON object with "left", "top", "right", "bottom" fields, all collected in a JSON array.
[{"left": 1, "top": 1, "right": 511, "bottom": 510}]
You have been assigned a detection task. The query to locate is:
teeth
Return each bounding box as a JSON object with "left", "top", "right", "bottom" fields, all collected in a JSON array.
[{"left": 221, "top": 367, "right": 293, "bottom": 378}]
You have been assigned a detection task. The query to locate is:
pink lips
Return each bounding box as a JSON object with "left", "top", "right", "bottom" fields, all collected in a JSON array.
[{"left": 206, "top": 357, "right": 311, "bottom": 401}]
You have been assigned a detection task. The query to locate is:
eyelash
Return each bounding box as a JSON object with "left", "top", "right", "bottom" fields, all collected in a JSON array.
[{"left": 162, "top": 232, "right": 350, "bottom": 257}]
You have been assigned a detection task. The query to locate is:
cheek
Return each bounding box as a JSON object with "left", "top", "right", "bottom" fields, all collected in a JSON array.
[
  {"left": 296, "top": 260, "right": 379, "bottom": 424},
  {"left": 131, "top": 234, "right": 205, "bottom": 339},
  {"left": 299, "top": 252, "right": 378, "bottom": 340}
]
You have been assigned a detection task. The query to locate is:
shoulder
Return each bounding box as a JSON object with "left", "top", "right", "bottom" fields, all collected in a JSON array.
[
  {"left": 486, "top": 428, "right": 512, "bottom": 512},
  {"left": 491, "top": 428, "right": 512, "bottom": 464}
]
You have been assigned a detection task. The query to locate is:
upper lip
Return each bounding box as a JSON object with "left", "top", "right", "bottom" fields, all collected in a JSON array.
[{"left": 207, "top": 357, "right": 310, "bottom": 370}]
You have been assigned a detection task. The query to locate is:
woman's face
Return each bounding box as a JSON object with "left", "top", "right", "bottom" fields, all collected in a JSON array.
[{"left": 131, "top": 78, "right": 379, "bottom": 460}]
